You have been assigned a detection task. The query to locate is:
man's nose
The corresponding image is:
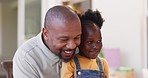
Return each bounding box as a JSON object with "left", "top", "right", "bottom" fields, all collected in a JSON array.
[{"left": 66, "top": 40, "right": 77, "bottom": 49}]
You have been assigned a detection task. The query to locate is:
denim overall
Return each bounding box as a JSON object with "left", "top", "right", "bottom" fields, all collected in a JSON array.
[{"left": 74, "top": 56, "right": 104, "bottom": 78}]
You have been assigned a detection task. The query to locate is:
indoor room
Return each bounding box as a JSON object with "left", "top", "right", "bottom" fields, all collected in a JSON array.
[{"left": 0, "top": 0, "right": 147, "bottom": 78}]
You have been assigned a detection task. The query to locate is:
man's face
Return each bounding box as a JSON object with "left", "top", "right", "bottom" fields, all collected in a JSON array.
[
  {"left": 42, "top": 19, "right": 81, "bottom": 62},
  {"left": 79, "top": 24, "right": 102, "bottom": 59}
]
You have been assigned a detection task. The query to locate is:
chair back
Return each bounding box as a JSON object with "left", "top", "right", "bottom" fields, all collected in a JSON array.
[{"left": 1, "top": 60, "right": 13, "bottom": 78}]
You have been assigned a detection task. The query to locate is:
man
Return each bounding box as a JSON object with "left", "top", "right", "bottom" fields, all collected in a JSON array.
[{"left": 13, "top": 5, "right": 81, "bottom": 78}]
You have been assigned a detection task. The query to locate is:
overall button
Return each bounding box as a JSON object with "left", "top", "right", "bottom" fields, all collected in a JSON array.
[{"left": 78, "top": 71, "right": 81, "bottom": 75}]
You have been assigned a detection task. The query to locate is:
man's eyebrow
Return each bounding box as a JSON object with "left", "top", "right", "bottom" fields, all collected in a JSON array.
[
  {"left": 57, "top": 34, "right": 81, "bottom": 39},
  {"left": 57, "top": 36, "right": 69, "bottom": 39}
]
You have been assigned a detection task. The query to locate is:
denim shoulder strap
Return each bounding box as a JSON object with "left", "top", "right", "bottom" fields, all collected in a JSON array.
[
  {"left": 74, "top": 56, "right": 81, "bottom": 70},
  {"left": 97, "top": 57, "right": 103, "bottom": 73}
]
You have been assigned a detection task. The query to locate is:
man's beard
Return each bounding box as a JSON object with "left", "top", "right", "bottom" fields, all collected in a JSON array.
[{"left": 58, "top": 48, "right": 76, "bottom": 62}]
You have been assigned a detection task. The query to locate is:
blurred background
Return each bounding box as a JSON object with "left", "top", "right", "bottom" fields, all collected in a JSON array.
[{"left": 0, "top": 0, "right": 147, "bottom": 78}]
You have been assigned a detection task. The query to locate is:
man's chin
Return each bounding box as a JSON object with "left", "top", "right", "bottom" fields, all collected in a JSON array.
[
  {"left": 62, "top": 57, "right": 73, "bottom": 62},
  {"left": 58, "top": 48, "right": 76, "bottom": 62}
]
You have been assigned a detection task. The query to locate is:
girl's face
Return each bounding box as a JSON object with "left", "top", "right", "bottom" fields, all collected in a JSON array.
[{"left": 79, "top": 23, "right": 102, "bottom": 59}]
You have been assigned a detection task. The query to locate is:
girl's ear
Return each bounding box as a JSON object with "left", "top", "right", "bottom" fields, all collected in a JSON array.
[{"left": 42, "top": 27, "right": 48, "bottom": 40}]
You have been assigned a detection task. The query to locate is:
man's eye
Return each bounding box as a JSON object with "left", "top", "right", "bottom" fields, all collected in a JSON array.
[
  {"left": 60, "top": 39, "right": 68, "bottom": 42},
  {"left": 74, "top": 36, "right": 80, "bottom": 40}
]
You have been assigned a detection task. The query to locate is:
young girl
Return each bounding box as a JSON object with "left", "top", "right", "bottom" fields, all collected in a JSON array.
[{"left": 61, "top": 9, "right": 109, "bottom": 78}]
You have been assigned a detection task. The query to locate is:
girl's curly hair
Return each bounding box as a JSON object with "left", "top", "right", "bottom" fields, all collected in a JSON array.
[{"left": 80, "top": 9, "right": 104, "bottom": 29}]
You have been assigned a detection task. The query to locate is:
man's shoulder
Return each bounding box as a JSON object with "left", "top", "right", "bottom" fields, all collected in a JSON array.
[
  {"left": 19, "top": 33, "right": 42, "bottom": 51},
  {"left": 20, "top": 37, "right": 38, "bottom": 50},
  {"left": 14, "top": 36, "right": 40, "bottom": 58}
]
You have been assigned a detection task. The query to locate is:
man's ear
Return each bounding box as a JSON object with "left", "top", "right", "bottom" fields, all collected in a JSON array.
[{"left": 42, "top": 27, "right": 48, "bottom": 40}]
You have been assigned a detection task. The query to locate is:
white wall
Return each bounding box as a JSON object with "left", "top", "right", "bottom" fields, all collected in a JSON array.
[{"left": 92, "top": 0, "right": 144, "bottom": 78}]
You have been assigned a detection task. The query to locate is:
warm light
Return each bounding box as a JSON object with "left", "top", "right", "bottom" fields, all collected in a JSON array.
[{"left": 62, "top": 1, "right": 81, "bottom": 14}]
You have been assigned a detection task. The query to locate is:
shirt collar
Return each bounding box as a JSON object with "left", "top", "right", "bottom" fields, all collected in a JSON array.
[{"left": 36, "top": 32, "right": 60, "bottom": 65}]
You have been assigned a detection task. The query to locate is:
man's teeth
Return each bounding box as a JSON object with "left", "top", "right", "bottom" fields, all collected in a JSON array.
[{"left": 65, "top": 51, "right": 71, "bottom": 53}]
